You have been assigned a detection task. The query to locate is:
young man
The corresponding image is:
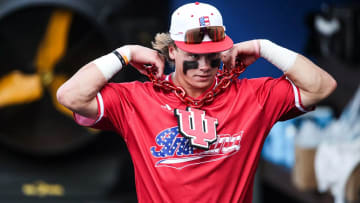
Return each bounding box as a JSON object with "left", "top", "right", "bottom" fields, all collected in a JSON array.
[{"left": 57, "top": 2, "right": 336, "bottom": 203}]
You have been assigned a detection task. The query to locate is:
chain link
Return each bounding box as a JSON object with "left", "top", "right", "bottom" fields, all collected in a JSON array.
[{"left": 145, "top": 61, "right": 246, "bottom": 108}]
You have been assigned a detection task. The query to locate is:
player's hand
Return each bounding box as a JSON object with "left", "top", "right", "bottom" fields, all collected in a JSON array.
[
  {"left": 127, "top": 45, "right": 165, "bottom": 78},
  {"left": 221, "top": 40, "right": 260, "bottom": 70}
]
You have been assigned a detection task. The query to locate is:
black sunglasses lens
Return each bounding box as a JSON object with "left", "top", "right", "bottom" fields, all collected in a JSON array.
[
  {"left": 185, "top": 26, "right": 225, "bottom": 44},
  {"left": 185, "top": 28, "right": 204, "bottom": 44},
  {"left": 208, "top": 27, "right": 225, "bottom": 42}
]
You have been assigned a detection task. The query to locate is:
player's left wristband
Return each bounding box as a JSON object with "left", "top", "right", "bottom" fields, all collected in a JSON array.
[{"left": 93, "top": 46, "right": 132, "bottom": 80}]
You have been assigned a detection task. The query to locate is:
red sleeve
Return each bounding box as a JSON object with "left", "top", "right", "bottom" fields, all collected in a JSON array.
[
  {"left": 73, "top": 82, "right": 140, "bottom": 139},
  {"left": 247, "top": 76, "right": 314, "bottom": 122}
]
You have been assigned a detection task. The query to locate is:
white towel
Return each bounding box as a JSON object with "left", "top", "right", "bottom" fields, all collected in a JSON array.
[{"left": 315, "top": 136, "right": 360, "bottom": 203}]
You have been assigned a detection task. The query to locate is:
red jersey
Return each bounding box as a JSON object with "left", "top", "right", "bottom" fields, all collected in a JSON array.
[{"left": 74, "top": 75, "right": 309, "bottom": 203}]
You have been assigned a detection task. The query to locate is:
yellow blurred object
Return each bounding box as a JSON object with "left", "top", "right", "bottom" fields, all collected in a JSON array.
[
  {"left": 34, "top": 9, "right": 72, "bottom": 76},
  {"left": 0, "top": 71, "right": 43, "bottom": 107},
  {"left": 22, "top": 180, "right": 64, "bottom": 197},
  {"left": 0, "top": 9, "right": 98, "bottom": 133},
  {"left": 34, "top": 9, "right": 73, "bottom": 116},
  {"left": 0, "top": 9, "right": 72, "bottom": 109}
]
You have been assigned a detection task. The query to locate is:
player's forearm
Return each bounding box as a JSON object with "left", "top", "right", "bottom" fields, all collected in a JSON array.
[{"left": 259, "top": 40, "right": 337, "bottom": 108}]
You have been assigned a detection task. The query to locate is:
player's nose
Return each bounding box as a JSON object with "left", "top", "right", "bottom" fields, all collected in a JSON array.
[{"left": 198, "top": 56, "right": 211, "bottom": 71}]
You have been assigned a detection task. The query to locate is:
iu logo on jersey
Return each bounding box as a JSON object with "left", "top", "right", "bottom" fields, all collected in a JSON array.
[{"left": 174, "top": 107, "right": 218, "bottom": 150}]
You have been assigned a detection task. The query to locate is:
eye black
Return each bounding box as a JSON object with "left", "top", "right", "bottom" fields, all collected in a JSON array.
[
  {"left": 210, "top": 59, "right": 221, "bottom": 68},
  {"left": 183, "top": 61, "right": 199, "bottom": 74}
]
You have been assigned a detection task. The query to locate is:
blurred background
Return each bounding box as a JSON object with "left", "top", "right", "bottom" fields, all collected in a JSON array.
[{"left": 0, "top": 0, "right": 359, "bottom": 202}]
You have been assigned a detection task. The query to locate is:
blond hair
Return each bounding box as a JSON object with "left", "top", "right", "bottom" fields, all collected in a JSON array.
[{"left": 151, "top": 32, "right": 176, "bottom": 66}]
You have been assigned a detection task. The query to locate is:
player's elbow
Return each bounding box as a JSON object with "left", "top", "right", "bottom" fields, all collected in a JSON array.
[
  {"left": 57, "top": 84, "right": 96, "bottom": 114},
  {"left": 57, "top": 86, "right": 67, "bottom": 107},
  {"left": 321, "top": 74, "right": 337, "bottom": 100},
  {"left": 302, "top": 74, "right": 337, "bottom": 107},
  {"left": 328, "top": 76, "right": 337, "bottom": 94},
  {"left": 56, "top": 85, "right": 76, "bottom": 110}
]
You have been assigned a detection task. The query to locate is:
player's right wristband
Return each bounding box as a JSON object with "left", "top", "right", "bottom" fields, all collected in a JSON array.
[
  {"left": 93, "top": 46, "right": 131, "bottom": 80},
  {"left": 259, "top": 39, "right": 298, "bottom": 72}
]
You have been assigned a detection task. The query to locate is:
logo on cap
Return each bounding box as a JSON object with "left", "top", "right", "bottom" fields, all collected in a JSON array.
[{"left": 199, "top": 16, "right": 210, "bottom": 26}]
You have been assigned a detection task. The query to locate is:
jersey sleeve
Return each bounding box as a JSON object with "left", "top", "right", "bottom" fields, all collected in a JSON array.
[
  {"left": 73, "top": 82, "right": 137, "bottom": 138},
  {"left": 247, "top": 75, "right": 314, "bottom": 122}
]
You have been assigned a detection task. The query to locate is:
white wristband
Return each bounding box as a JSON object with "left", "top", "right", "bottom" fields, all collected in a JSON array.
[
  {"left": 93, "top": 46, "right": 132, "bottom": 81},
  {"left": 259, "top": 39, "right": 298, "bottom": 72}
]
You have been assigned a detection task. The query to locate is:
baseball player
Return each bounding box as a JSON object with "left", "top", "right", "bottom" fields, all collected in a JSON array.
[{"left": 57, "top": 2, "right": 336, "bottom": 203}]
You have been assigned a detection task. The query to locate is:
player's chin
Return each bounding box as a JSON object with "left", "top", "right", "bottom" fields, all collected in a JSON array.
[
  {"left": 192, "top": 73, "right": 217, "bottom": 82},
  {"left": 191, "top": 80, "right": 213, "bottom": 90}
]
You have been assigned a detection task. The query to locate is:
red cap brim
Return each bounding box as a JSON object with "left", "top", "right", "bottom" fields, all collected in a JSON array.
[{"left": 174, "top": 35, "right": 233, "bottom": 54}]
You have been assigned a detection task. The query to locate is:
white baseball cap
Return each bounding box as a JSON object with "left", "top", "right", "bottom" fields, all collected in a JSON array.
[{"left": 169, "top": 2, "right": 233, "bottom": 54}]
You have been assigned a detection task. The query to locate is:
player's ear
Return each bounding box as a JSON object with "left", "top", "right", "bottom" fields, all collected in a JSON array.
[{"left": 168, "top": 45, "right": 176, "bottom": 60}]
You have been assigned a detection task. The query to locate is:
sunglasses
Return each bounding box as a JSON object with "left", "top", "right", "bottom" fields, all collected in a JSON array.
[{"left": 184, "top": 26, "right": 225, "bottom": 44}]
